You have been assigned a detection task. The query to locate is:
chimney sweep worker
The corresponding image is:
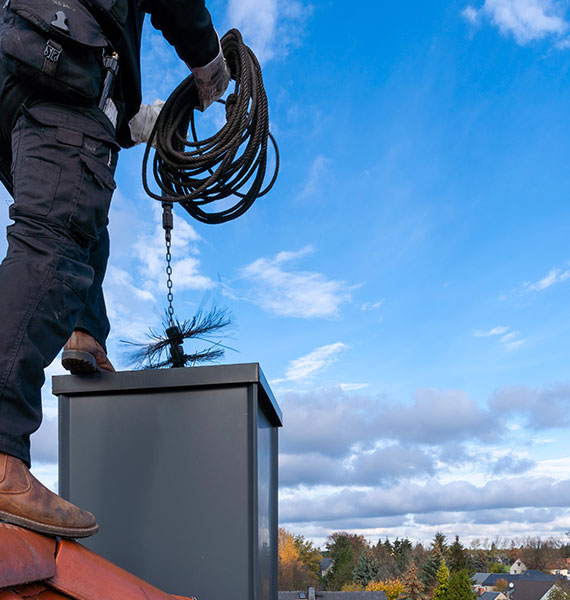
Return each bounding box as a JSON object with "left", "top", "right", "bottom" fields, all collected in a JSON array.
[{"left": 0, "top": 0, "right": 230, "bottom": 538}]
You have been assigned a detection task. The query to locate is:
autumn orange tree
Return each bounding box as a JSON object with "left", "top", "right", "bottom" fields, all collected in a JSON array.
[
  {"left": 495, "top": 578, "right": 508, "bottom": 592},
  {"left": 366, "top": 577, "right": 406, "bottom": 600},
  {"left": 403, "top": 561, "right": 425, "bottom": 600},
  {"left": 278, "top": 528, "right": 319, "bottom": 591}
]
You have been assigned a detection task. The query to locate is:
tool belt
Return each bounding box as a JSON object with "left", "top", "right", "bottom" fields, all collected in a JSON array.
[{"left": 0, "top": 0, "right": 126, "bottom": 104}]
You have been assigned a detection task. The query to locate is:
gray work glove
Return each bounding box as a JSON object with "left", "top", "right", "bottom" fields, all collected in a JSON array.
[
  {"left": 129, "top": 99, "right": 165, "bottom": 146},
  {"left": 188, "top": 33, "right": 231, "bottom": 111}
]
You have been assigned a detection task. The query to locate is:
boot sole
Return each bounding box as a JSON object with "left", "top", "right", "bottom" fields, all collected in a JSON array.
[
  {"left": 61, "top": 350, "right": 98, "bottom": 375},
  {"left": 0, "top": 509, "right": 98, "bottom": 538}
]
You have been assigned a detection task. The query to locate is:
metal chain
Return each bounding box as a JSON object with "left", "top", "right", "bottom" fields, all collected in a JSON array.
[
  {"left": 165, "top": 229, "right": 174, "bottom": 328},
  {"left": 162, "top": 201, "right": 175, "bottom": 328}
]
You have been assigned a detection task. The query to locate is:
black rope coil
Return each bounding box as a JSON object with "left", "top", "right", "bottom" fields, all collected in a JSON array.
[{"left": 142, "top": 29, "right": 279, "bottom": 224}]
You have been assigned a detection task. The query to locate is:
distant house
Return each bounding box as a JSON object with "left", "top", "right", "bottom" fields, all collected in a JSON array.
[
  {"left": 471, "top": 570, "right": 558, "bottom": 600},
  {"left": 320, "top": 558, "right": 334, "bottom": 577},
  {"left": 511, "top": 560, "right": 528, "bottom": 575},
  {"left": 473, "top": 572, "right": 494, "bottom": 592},
  {"left": 278, "top": 592, "right": 388, "bottom": 600},
  {"left": 548, "top": 559, "right": 570, "bottom": 579},
  {"left": 479, "top": 592, "right": 507, "bottom": 600},
  {"left": 511, "top": 581, "right": 557, "bottom": 600},
  {"left": 484, "top": 571, "right": 557, "bottom": 588}
]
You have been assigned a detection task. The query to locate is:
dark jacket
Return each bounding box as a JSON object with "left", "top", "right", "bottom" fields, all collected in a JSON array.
[{"left": 112, "top": 0, "right": 218, "bottom": 146}]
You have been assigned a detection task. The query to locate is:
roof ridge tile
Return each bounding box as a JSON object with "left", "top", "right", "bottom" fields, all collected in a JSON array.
[
  {"left": 0, "top": 524, "right": 56, "bottom": 589},
  {"left": 50, "top": 539, "right": 185, "bottom": 600},
  {"left": 0, "top": 525, "right": 196, "bottom": 599}
]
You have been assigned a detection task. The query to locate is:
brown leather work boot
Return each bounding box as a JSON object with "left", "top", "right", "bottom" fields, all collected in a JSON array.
[
  {"left": 0, "top": 452, "right": 98, "bottom": 538},
  {"left": 61, "top": 330, "right": 115, "bottom": 374}
]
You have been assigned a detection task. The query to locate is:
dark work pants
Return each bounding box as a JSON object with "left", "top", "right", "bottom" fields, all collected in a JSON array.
[{"left": 0, "top": 65, "right": 119, "bottom": 466}]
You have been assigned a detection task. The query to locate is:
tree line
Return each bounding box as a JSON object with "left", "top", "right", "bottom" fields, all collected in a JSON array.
[{"left": 278, "top": 529, "right": 570, "bottom": 594}]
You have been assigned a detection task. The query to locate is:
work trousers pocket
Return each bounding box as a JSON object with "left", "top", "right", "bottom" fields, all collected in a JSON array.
[
  {"left": 71, "top": 150, "right": 116, "bottom": 242},
  {"left": 11, "top": 103, "right": 118, "bottom": 247}
]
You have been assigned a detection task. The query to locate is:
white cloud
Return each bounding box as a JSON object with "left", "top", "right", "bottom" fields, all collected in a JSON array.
[
  {"left": 473, "top": 325, "right": 509, "bottom": 337},
  {"left": 298, "top": 155, "right": 331, "bottom": 200},
  {"left": 463, "top": 0, "right": 569, "bottom": 44},
  {"left": 474, "top": 325, "right": 526, "bottom": 350},
  {"left": 279, "top": 386, "right": 498, "bottom": 458},
  {"left": 362, "top": 300, "right": 384, "bottom": 312},
  {"left": 30, "top": 463, "right": 58, "bottom": 494},
  {"left": 490, "top": 383, "right": 570, "bottom": 429},
  {"left": 285, "top": 342, "right": 347, "bottom": 381},
  {"left": 107, "top": 266, "right": 155, "bottom": 303},
  {"left": 31, "top": 416, "right": 58, "bottom": 464},
  {"left": 226, "top": 0, "right": 312, "bottom": 63},
  {"left": 238, "top": 246, "right": 352, "bottom": 318},
  {"left": 280, "top": 444, "right": 437, "bottom": 488},
  {"left": 463, "top": 5, "right": 482, "bottom": 24},
  {"left": 104, "top": 266, "right": 159, "bottom": 345},
  {"left": 339, "top": 383, "right": 370, "bottom": 392},
  {"left": 500, "top": 330, "right": 526, "bottom": 351},
  {"left": 499, "top": 263, "right": 570, "bottom": 300},
  {"left": 524, "top": 267, "right": 570, "bottom": 292},
  {"left": 280, "top": 476, "right": 570, "bottom": 523}
]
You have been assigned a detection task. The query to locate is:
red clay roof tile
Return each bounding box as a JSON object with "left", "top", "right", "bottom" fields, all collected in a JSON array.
[
  {"left": 11, "top": 582, "right": 48, "bottom": 595},
  {"left": 0, "top": 591, "right": 22, "bottom": 599},
  {"left": 0, "top": 587, "right": 71, "bottom": 599},
  {"left": 0, "top": 525, "right": 195, "bottom": 599},
  {"left": 0, "top": 524, "right": 56, "bottom": 589},
  {"left": 51, "top": 539, "right": 182, "bottom": 600},
  {"left": 36, "top": 590, "right": 73, "bottom": 599}
]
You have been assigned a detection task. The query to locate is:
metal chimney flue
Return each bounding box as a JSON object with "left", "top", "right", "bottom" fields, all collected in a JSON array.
[{"left": 54, "top": 363, "right": 282, "bottom": 600}]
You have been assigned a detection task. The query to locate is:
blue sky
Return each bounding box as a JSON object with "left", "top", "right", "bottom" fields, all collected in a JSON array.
[{"left": 1, "top": 0, "right": 570, "bottom": 548}]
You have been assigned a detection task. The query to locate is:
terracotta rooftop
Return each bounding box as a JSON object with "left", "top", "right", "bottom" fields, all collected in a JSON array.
[{"left": 0, "top": 523, "right": 195, "bottom": 599}]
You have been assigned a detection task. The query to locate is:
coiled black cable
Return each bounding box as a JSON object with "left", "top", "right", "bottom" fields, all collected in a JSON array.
[{"left": 142, "top": 29, "right": 279, "bottom": 224}]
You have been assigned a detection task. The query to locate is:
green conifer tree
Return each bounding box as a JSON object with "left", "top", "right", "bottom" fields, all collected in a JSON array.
[
  {"left": 432, "top": 559, "right": 450, "bottom": 600},
  {"left": 421, "top": 544, "right": 443, "bottom": 587},
  {"left": 354, "top": 549, "right": 383, "bottom": 586},
  {"left": 434, "top": 533, "right": 448, "bottom": 555},
  {"left": 448, "top": 536, "right": 469, "bottom": 574},
  {"left": 394, "top": 538, "right": 413, "bottom": 573},
  {"left": 446, "top": 569, "right": 476, "bottom": 600}
]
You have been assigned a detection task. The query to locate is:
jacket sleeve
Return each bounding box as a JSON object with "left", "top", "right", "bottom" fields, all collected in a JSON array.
[{"left": 138, "top": 0, "right": 219, "bottom": 68}]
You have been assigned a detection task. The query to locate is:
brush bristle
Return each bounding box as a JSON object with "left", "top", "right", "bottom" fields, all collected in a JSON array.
[{"left": 122, "top": 307, "right": 232, "bottom": 369}]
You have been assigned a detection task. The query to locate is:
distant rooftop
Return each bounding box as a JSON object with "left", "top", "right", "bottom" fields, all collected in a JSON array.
[
  {"left": 480, "top": 592, "right": 503, "bottom": 600},
  {"left": 512, "top": 580, "right": 557, "bottom": 600},
  {"left": 483, "top": 571, "right": 558, "bottom": 586}
]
